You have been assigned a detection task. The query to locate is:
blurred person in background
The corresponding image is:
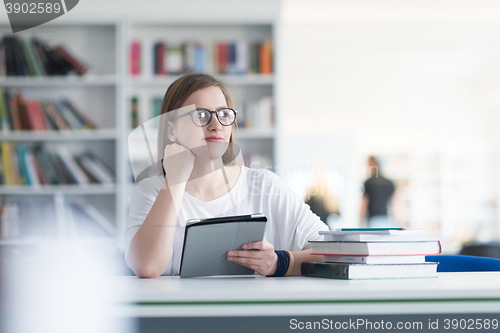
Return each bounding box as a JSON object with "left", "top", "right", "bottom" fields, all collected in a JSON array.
[
  {"left": 359, "top": 156, "right": 397, "bottom": 228},
  {"left": 304, "top": 171, "right": 340, "bottom": 228}
]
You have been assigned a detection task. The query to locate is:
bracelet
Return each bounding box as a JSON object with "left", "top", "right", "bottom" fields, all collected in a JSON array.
[
  {"left": 285, "top": 251, "right": 295, "bottom": 276},
  {"left": 267, "top": 250, "right": 290, "bottom": 277}
]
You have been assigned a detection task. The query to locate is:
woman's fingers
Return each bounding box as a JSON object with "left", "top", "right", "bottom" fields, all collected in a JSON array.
[{"left": 227, "top": 240, "right": 277, "bottom": 276}]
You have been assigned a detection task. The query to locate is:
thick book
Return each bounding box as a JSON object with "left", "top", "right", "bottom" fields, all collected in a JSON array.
[
  {"left": 321, "top": 254, "right": 427, "bottom": 264},
  {"left": 180, "top": 214, "right": 267, "bottom": 278},
  {"left": 301, "top": 262, "right": 438, "bottom": 280},
  {"left": 309, "top": 240, "right": 442, "bottom": 256}
]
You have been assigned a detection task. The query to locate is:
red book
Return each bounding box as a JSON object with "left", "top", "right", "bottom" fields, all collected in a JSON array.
[
  {"left": 130, "top": 40, "right": 141, "bottom": 75},
  {"left": 25, "top": 100, "right": 47, "bottom": 130},
  {"left": 9, "top": 94, "right": 22, "bottom": 130},
  {"left": 156, "top": 43, "right": 167, "bottom": 75},
  {"left": 217, "top": 43, "right": 228, "bottom": 74},
  {"left": 16, "top": 95, "right": 31, "bottom": 130}
]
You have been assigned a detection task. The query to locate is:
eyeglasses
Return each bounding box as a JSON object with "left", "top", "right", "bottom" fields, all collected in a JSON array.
[{"left": 172, "top": 108, "right": 238, "bottom": 127}]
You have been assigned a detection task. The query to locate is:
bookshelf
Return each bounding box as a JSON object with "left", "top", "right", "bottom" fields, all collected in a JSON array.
[
  {"left": 0, "top": 22, "right": 123, "bottom": 248},
  {"left": 126, "top": 21, "right": 277, "bottom": 177},
  {"left": 0, "top": 18, "right": 278, "bottom": 251}
]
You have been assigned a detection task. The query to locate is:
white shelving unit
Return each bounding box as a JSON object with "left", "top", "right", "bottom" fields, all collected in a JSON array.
[
  {"left": 0, "top": 17, "right": 279, "bottom": 252},
  {"left": 0, "top": 22, "right": 125, "bottom": 249}
]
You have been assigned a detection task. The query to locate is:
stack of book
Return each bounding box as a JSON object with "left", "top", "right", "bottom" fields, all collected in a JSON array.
[
  {"left": 0, "top": 35, "right": 88, "bottom": 76},
  {"left": 302, "top": 228, "right": 441, "bottom": 280}
]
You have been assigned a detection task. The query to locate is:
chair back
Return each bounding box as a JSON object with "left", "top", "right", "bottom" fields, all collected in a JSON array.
[{"left": 425, "top": 254, "right": 500, "bottom": 272}]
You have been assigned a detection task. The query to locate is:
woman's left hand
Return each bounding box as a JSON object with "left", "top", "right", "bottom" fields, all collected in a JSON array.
[{"left": 227, "top": 240, "right": 277, "bottom": 276}]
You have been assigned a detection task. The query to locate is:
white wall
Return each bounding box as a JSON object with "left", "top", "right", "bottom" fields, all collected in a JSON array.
[{"left": 278, "top": 0, "right": 500, "bottom": 242}]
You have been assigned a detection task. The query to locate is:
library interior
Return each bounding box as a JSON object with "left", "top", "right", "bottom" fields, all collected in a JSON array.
[{"left": 1, "top": 0, "right": 500, "bottom": 332}]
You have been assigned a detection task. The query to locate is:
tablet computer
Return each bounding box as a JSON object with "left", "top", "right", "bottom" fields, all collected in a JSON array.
[{"left": 179, "top": 214, "right": 267, "bottom": 278}]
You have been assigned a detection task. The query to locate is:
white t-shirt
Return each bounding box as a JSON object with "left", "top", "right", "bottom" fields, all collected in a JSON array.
[{"left": 125, "top": 167, "right": 328, "bottom": 275}]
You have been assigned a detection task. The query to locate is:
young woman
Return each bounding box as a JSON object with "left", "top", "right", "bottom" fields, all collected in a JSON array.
[{"left": 125, "top": 72, "right": 328, "bottom": 278}]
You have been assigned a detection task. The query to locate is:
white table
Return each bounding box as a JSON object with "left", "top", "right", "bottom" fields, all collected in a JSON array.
[{"left": 111, "top": 272, "right": 500, "bottom": 318}]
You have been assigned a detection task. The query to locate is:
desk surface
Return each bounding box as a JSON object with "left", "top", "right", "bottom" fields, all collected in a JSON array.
[{"left": 111, "top": 272, "right": 500, "bottom": 317}]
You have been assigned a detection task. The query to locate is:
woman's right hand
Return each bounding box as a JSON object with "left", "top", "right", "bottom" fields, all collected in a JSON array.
[{"left": 162, "top": 143, "right": 196, "bottom": 185}]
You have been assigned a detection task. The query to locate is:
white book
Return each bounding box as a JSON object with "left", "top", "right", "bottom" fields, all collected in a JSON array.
[
  {"left": 24, "top": 149, "right": 40, "bottom": 186},
  {"left": 309, "top": 240, "right": 442, "bottom": 256},
  {"left": 78, "top": 153, "right": 114, "bottom": 184},
  {"left": 322, "top": 254, "right": 427, "bottom": 264},
  {"left": 167, "top": 44, "right": 183, "bottom": 74},
  {"left": 56, "top": 146, "right": 90, "bottom": 184},
  {"left": 235, "top": 39, "right": 249, "bottom": 75}
]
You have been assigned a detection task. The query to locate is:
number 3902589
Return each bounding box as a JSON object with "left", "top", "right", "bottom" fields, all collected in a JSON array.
[
  {"left": 4, "top": 2, "right": 62, "bottom": 14},
  {"left": 443, "top": 318, "right": 499, "bottom": 330}
]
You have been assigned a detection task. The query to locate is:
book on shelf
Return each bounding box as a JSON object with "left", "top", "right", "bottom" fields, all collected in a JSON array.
[
  {"left": 301, "top": 262, "right": 439, "bottom": 280},
  {"left": 33, "top": 144, "right": 59, "bottom": 185},
  {"left": 1, "top": 141, "right": 17, "bottom": 185},
  {"left": 43, "top": 100, "right": 70, "bottom": 130},
  {"left": 25, "top": 100, "right": 48, "bottom": 130},
  {"left": 138, "top": 39, "right": 273, "bottom": 76},
  {"left": 48, "top": 151, "right": 74, "bottom": 184},
  {"left": 166, "top": 43, "right": 183, "bottom": 75},
  {"left": 129, "top": 40, "right": 141, "bottom": 76},
  {"left": 308, "top": 240, "right": 442, "bottom": 256},
  {"left": 0, "top": 35, "right": 88, "bottom": 76},
  {"left": 53, "top": 45, "right": 88, "bottom": 75},
  {"left": 0, "top": 89, "right": 97, "bottom": 132},
  {"left": 76, "top": 151, "right": 115, "bottom": 184},
  {"left": 54, "top": 100, "right": 84, "bottom": 130},
  {"left": 0, "top": 89, "right": 10, "bottom": 131},
  {"left": 236, "top": 96, "right": 274, "bottom": 130},
  {"left": 151, "top": 96, "right": 162, "bottom": 119},
  {"left": 19, "top": 38, "right": 45, "bottom": 76},
  {"left": 130, "top": 96, "right": 139, "bottom": 128},
  {"left": 54, "top": 146, "right": 90, "bottom": 185},
  {"left": 259, "top": 40, "right": 272, "bottom": 75},
  {"left": 23, "top": 147, "right": 40, "bottom": 186},
  {"left": 0, "top": 143, "right": 115, "bottom": 186},
  {"left": 15, "top": 145, "right": 29, "bottom": 185}
]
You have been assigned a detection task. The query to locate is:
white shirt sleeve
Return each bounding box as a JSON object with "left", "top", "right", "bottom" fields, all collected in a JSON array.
[
  {"left": 124, "top": 176, "right": 173, "bottom": 274},
  {"left": 254, "top": 169, "right": 328, "bottom": 251}
]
